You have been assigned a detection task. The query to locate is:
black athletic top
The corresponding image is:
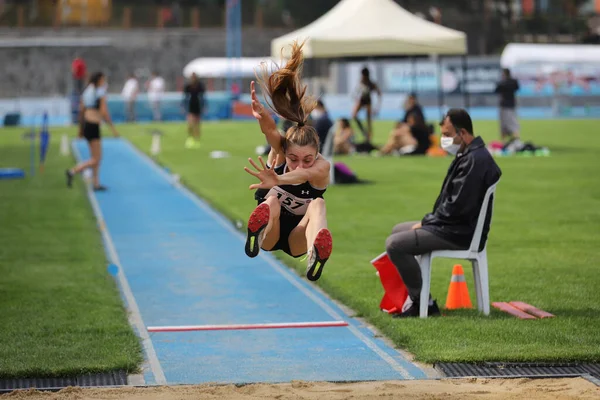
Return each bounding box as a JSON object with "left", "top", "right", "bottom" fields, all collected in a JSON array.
[
  {"left": 183, "top": 82, "right": 205, "bottom": 112},
  {"left": 358, "top": 81, "right": 377, "bottom": 105},
  {"left": 495, "top": 78, "right": 519, "bottom": 109},
  {"left": 255, "top": 162, "right": 327, "bottom": 217}
]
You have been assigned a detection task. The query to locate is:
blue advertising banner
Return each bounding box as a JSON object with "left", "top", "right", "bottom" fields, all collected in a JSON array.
[
  {"left": 510, "top": 63, "right": 600, "bottom": 97},
  {"left": 382, "top": 59, "right": 502, "bottom": 95},
  {"left": 379, "top": 57, "right": 600, "bottom": 97}
]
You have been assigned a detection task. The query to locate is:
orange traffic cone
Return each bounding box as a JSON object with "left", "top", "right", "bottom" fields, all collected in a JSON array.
[{"left": 445, "top": 264, "right": 473, "bottom": 309}]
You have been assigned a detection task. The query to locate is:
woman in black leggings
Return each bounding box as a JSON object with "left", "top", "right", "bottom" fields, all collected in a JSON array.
[
  {"left": 183, "top": 73, "right": 206, "bottom": 149},
  {"left": 66, "top": 72, "right": 119, "bottom": 191}
]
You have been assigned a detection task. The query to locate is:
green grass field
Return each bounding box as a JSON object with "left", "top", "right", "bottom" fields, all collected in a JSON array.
[
  {"left": 123, "top": 119, "right": 600, "bottom": 363},
  {"left": 0, "top": 117, "right": 599, "bottom": 378},
  {"left": 0, "top": 129, "right": 143, "bottom": 378}
]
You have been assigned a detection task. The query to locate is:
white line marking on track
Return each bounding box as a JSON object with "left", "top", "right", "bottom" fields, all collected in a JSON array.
[
  {"left": 148, "top": 321, "right": 348, "bottom": 332},
  {"left": 72, "top": 140, "right": 166, "bottom": 385}
]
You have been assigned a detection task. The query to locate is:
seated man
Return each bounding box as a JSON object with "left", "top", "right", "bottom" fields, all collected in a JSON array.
[{"left": 385, "top": 108, "right": 502, "bottom": 317}]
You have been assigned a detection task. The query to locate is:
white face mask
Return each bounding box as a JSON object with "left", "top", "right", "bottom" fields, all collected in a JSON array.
[{"left": 441, "top": 136, "right": 461, "bottom": 155}]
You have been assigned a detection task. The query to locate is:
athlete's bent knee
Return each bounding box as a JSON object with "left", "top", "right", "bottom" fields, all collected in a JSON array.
[
  {"left": 308, "top": 197, "right": 326, "bottom": 213},
  {"left": 264, "top": 196, "right": 281, "bottom": 216}
]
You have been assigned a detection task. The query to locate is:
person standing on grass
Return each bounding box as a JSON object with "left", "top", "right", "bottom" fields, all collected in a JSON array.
[
  {"left": 147, "top": 71, "right": 165, "bottom": 122},
  {"left": 385, "top": 109, "right": 501, "bottom": 317},
  {"left": 66, "top": 72, "right": 119, "bottom": 191},
  {"left": 309, "top": 100, "right": 333, "bottom": 148},
  {"left": 243, "top": 41, "right": 333, "bottom": 282},
  {"left": 182, "top": 73, "right": 205, "bottom": 149},
  {"left": 121, "top": 72, "right": 139, "bottom": 122},
  {"left": 495, "top": 68, "right": 521, "bottom": 142},
  {"left": 72, "top": 54, "right": 86, "bottom": 96},
  {"left": 351, "top": 67, "right": 381, "bottom": 143}
]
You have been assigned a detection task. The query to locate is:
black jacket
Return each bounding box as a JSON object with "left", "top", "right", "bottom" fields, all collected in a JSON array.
[
  {"left": 421, "top": 137, "right": 501, "bottom": 251},
  {"left": 495, "top": 78, "right": 519, "bottom": 109}
]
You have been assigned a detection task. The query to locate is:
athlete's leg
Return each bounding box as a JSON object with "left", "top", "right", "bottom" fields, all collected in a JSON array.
[
  {"left": 88, "top": 139, "right": 103, "bottom": 189},
  {"left": 352, "top": 102, "right": 367, "bottom": 139},
  {"left": 260, "top": 196, "right": 282, "bottom": 250},
  {"left": 245, "top": 196, "right": 281, "bottom": 257},
  {"left": 288, "top": 198, "right": 332, "bottom": 281},
  {"left": 67, "top": 138, "right": 101, "bottom": 188},
  {"left": 196, "top": 113, "right": 202, "bottom": 139},
  {"left": 365, "top": 104, "right": 373, "bottom": 142},
  {"left": 186, "top": 114, "right": 193, "bottom": 137},
  {"left": 185, "top": 114, "right": 201, "bottom": 148}
]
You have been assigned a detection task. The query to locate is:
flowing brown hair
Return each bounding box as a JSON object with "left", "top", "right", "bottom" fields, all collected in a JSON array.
[{"left": 255, "top": 40, "right": 320, "bottom": 152}]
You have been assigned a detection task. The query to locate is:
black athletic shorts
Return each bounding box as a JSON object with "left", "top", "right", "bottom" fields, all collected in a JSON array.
[
  {"left": 359, "top": 95, "right": 372, "bottom": 107},
  {"left": 189, "top": 107, "right": 203, "bottom": 117},
  {"left": 188, "top": 101, "right": 203, "bottom": 117},
  {"left": 257, "top": 199, "right": 305, "bottom": 258},
  {"left": 83, "top": 122, "right": 100, "bottom": 142}
]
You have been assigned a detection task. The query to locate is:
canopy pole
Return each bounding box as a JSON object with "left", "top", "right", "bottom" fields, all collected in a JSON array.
[
  {"left": 437, "top": 55, "right": 444, "bottom": 121},
  {"left": 411, "top": 56, "right": 417, "bottom": 94},
  {"left": 461, "top": 55, "right": 470, "bottom": 110}
]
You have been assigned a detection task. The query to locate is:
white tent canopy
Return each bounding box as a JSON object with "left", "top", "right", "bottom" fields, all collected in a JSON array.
[
  {"left": 271, "top": 0, "right": 467, "bottom": 59},
  {"left": 183, "top": 57, "right": 276, "bottom": 79},
  {"left": 500, "top": 43, "right": 600, "bottom": 67}
]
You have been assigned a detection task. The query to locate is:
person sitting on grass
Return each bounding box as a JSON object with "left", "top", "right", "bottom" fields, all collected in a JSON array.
[
  {"left": 379, "top": 111, "right": 430, "bottom": 156},
  {"left": 333, "top": 118, "right": 356, "bottom": 155}
]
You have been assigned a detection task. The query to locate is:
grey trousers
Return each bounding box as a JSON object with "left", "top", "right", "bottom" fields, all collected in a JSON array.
[
  {"left": 385, "top": 221, "right": 462, "bottom": 301},
  {"left": 151, "top": 101, "right": 162, "bottom": 121},
  {"left": 126, "top": 101, "right": 136, "bottom": 122},
  {"left": 500, "top": 107, "right": 520, "bottom": 135}
]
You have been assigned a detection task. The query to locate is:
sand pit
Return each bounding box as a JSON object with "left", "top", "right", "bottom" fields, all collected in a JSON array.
[{"left": 2, "top": 377, "right": 598, "bottom": 400}]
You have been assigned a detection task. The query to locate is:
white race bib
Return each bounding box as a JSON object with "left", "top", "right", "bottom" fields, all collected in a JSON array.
[{"left": 265, "top": 187, "right": 312, "bottom": 215}]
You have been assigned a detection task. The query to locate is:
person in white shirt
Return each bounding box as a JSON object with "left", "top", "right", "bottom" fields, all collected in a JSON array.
[
  {"left": 146, "top": 71, "right": 165, "bottom": 121},
  {"left": 121, "top": 73, "right": 139, "bottom": 122}
]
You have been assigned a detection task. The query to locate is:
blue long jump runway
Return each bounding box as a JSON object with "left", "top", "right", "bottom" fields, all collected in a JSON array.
[{"left": 73, "top": 138, "right": 429, "bottom": 385}]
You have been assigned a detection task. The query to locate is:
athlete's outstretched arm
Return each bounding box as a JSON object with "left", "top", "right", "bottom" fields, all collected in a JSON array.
[
  {"left": 251, "top": 81, "right": 283, "bottom": 151},
  {"left": 245, "top": 155, "right": 330, "bottom": 190},
  {"left": 100, "top": 97, "right": 119, "bottom": 137},
  {"left": 277, "top": 157, "right": 330, "bottom": 187}
]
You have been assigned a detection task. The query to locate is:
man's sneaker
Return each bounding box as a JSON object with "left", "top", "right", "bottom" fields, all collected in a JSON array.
[
  {"left": 305, "top": 228, "right": 332, "bottom": 281},
  {"left": 245, "top": 203, "right": 270, "bottom": 258},
  {"left": 392, "top": 299, "right": 441, "bottom": 318},
  {"left": 65, "top": 169, "right": 73, "bottom": 188}
]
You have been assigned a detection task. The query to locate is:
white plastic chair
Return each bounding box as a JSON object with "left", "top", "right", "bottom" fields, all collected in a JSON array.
[
  {"left": 321, "top": 124, "right": 337, "bottom": 185},
  {"left": 417, "top": 181, "right": 499, "bottom": 318}
]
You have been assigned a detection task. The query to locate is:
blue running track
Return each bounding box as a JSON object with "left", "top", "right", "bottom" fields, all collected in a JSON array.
[{"left": 72, "top": 138, "right": 431, "bottom": 385}]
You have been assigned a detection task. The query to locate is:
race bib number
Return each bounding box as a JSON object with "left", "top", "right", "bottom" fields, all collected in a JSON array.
[{"left": 265, "top": 187, "right": 311, "bottom": 215}]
